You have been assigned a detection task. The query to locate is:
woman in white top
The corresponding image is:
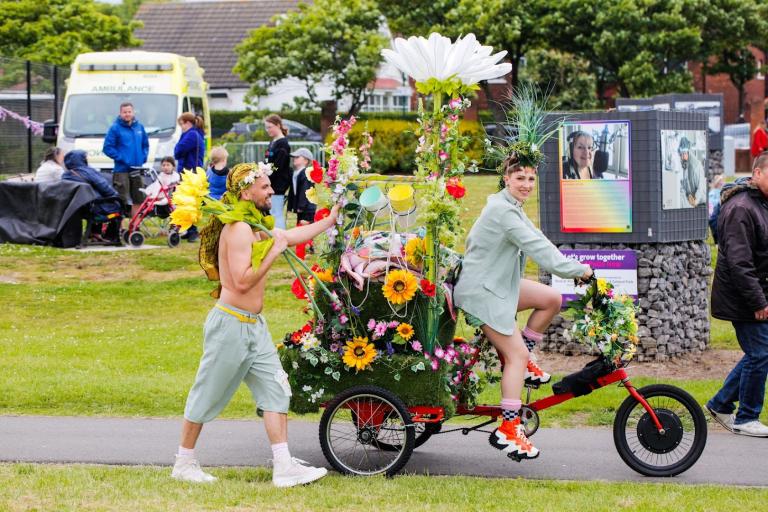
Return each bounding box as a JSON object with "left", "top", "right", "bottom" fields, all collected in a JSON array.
[{"left": 35, "top": 147, "right": 65, "bottom": 182}]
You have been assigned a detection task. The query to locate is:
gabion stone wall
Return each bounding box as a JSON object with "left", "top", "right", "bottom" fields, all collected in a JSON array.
[
  {"left": 539, "top": 241, "right": 712, "bottom": 362},
  {"left": 708, "top": 150, "right": 724, "bottom": 180}
]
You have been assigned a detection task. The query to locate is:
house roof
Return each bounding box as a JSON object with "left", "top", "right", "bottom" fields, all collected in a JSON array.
[{"left": 134, "top": 0, "right": 301, "bottom": 90}]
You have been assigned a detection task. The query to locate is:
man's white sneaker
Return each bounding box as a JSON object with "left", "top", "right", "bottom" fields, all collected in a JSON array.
[
  {"left": 706, "top": 406, "right": 735, "bottom": 433},
  {"left": 272, "top": 457, "right": 328, "bottom": 488},
  {"left": 171, "top": 456, "right": 217, "bottom": 483},
  {"left": 733, "top": 420, "right": 768, "bottom": 437}
]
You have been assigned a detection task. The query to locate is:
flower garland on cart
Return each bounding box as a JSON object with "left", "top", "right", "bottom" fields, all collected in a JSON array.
[{"left": 279, "top": 33, "right": 512, "bottom": 414}]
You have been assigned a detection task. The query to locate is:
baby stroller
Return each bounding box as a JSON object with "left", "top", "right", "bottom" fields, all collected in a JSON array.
[{"left": 121, "top": 167, "right": 180, "bottom": 247}]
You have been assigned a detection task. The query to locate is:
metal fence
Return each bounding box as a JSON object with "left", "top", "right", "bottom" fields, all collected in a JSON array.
[
  {"left": 0, "top": 56, "right": 69, "bottom": 176},
  {"left": 223, "top": 141, "right": 326, "bottom": 167}
]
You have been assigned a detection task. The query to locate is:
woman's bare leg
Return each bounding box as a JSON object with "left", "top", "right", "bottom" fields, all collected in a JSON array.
[
  {"left": 481, "top": 324, "right": 528, "bottom": 399},
  {"left": 517, "top": 278, "right": 562, "bottom": 333}
]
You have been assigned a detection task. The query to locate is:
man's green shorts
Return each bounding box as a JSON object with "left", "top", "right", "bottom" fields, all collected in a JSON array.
[{"left": 184, "top": 303, "right": 291, "bottom": 424}]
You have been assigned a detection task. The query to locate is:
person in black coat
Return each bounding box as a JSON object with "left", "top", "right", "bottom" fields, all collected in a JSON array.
[
  {"left": 264, "top": 114, "right": 291, "bottom": 229},
  {"left": 62, "top": 150, "right": 122, "bottom": 218},
  {"left": 287, "top": 148, "right": 317, "bottom": 223},
  {"left": 707, "top": 153, "right": 768, "bottom": 437}
]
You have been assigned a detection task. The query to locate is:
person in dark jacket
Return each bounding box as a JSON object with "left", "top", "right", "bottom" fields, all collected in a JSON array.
[
  {"left": 707, "top": 152, "right": 768, "bottom": 437},
  {"left": 175, "top": 112, "right": 207, "bottom": 242},
  {"left": 63, "top": 150, "right": 122, "bottom": 224},
  {"left": 102, "top": 102, "right": 149, "bottom": 218},
  {"left": 264, "top": 114, "right": 291, "bottom": 229},
  {"left": 287, "top": 148, "right": 317, "bottom": 258}
]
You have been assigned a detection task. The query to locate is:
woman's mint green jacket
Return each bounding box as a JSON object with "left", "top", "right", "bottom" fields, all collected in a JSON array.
[{"left": 454, "top": 189, "right": 588, "bottom": 335}]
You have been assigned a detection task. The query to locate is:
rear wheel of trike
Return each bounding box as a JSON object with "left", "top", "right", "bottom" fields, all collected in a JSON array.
[
  {"left": 319, "top": 385, "right": 415, "bottom": 476},
  {"left": 613, "top": 384, "right": 707, "bottom": 477}
]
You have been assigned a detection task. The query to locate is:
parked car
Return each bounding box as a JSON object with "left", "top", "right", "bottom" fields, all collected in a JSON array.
[{"left": 227, "top": 119, "right": 322, "bottom": 142}]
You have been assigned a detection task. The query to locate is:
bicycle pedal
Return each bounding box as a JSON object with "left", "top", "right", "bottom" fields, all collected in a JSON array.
[
  {"left": 506, "top": 452, "right": 523, "bottom": 462},
  {"left": 524, "top": 382, "right": 540, "bottom": 390}
]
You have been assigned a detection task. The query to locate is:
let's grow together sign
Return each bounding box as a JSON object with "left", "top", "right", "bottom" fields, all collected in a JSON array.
[{"left": 551, "top": 250, "right": 638, "bottom": 307}]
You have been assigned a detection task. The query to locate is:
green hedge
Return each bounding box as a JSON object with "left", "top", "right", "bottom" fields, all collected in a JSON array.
[{"left": 340, "top": 119, "right": 486, "bottom": 174}]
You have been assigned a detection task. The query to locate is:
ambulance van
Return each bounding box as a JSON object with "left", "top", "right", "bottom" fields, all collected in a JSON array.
[{"left": 44, "top": 51, "right": 211, "bottom": 171}]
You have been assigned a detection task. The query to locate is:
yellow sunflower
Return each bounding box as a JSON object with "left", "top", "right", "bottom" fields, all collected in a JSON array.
[
  {"left": 382, "top": 269, "right": 418, "bottom": 305},
  {"left": 170, "top": 204, "right": 203, "bottom": 231},
  {"left": 405, "top": 237, "right": 427, "bottom": 268},
  {"left": 176, "top": 167, "right": 210, "bottom": 199},
  {"left": 396, "top": 323, "right": 415, "bottom": 341},
  {"left": 342, "top": 336, "right": 377, "bottom": 371},
  {"left": 596, "top": 278, "right": 609, "bottom": 295}
]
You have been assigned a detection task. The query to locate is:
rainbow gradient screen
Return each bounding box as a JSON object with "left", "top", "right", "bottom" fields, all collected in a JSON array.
[{"left": 559, "top": 121, "right": 632, "bottom": 233}]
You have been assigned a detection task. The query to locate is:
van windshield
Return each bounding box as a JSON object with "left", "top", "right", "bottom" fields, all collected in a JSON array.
[{"left": 62, "top": 93, "right": 177, "bottom": 137}]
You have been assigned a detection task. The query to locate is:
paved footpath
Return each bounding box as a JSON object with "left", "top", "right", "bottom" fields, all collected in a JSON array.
[{"left": 1, "top": 416, "right": 766, "bottom": 486}]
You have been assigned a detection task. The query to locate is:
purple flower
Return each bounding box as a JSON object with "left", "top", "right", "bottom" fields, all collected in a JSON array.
[
  {"left": 351, "top": 306, "right": 361, "bottom": 316},
  {"left": 367, "top": 318, "right": 376, "bottom": 331},
  {"left": 411, "top": 340, "right": 422, "bottom": 352},
  {"left": 386, "top": 341, "right": 394, "bottom": 356},
  {"left": 329, "top": 342, "right": 340, "bottom": 353}
]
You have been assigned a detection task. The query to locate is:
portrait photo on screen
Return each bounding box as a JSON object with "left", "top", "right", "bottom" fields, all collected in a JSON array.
[
  {"left": 558, "top": 121, "right": 632, "bottom": 233},
  {"left": 661, "top": 129, "right": 708, "bottom": 210},
  {"left": 561, "top": 122, "right": 630, "bottom": 180}
]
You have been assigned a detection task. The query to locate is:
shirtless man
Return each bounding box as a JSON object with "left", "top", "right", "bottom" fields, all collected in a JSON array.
[{"left": 171, "top": 163, "right": 339, "bottom": 487}]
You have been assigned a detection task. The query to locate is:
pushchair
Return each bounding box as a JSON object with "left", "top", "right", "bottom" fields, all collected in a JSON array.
[{"left": 121, "top": 167, "right": 180, "bottom": 247}]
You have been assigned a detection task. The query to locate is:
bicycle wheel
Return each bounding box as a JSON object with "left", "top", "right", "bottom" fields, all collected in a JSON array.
[
  {"left": 613, "top": 384, "right": 707, "bottom": 477},
  {"left": 319, "top": 385, "right": 415, "bottom": 476},
  {"left": 374, "top": 421, "right": 442, "bottom": 451}
]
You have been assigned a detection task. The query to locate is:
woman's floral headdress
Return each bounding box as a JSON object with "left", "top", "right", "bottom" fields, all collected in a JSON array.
[{"left": 486, "top": 83, "right": 562, "bottom": 173}]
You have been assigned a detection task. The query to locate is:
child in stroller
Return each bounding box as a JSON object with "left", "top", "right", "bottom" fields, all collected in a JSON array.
[{"left": 123, "top": 156, "right": 181, "bottom": 247}]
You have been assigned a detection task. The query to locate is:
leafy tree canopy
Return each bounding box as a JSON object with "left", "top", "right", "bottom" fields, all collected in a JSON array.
[
  {"left": 0, "top": 0, "right": 142, "bottom": 66},
  {"left": 235, "top": 0, "right": 387, "bottom": 116}
]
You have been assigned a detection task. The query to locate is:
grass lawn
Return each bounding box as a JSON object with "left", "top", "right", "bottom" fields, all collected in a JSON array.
[
  {"left": 1, "top": 464, "right": 767, "bottom": 512},
  {"left": 0, "top": 174, "right": 742, "bottom": 424}
]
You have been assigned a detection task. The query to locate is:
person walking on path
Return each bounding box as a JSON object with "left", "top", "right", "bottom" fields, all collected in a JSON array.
[
  {"left": 707, "top": 152, "right": 768, "bottom": 437},
  {"left": 102, "top": 102, "right": 149, "bottom": 219},
  {"left": 264, "top": 114, "right": 291, "bottom": 229},
  {"left": 175, "top": 112, "right": 207, "bottom": 242},
  {"left": 172, "top": 163, "right": 339, "bottom": 487}
]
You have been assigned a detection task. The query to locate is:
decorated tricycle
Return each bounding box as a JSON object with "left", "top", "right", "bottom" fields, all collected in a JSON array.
[{"left": 280, "top": 33, "right": 707, "bottom": 478}]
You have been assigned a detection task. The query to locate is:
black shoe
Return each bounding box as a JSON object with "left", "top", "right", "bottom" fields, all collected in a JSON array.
[{"left": 180, "top": 231, "right": 190, "bottom": 240}]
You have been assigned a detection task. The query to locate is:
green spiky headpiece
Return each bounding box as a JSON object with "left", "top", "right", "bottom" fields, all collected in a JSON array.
[{"left": 486, "top": 83, "right": 561, "bottom": 174}]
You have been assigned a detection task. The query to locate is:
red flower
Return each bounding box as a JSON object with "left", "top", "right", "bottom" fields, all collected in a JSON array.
[
  {"left": 420, "top": 279, "right": 436, "bottom": 297},
  {"left": 314, "top": 208, "right": 331, "bottom": 222},
  {"left": 445, "top": 177, "right": 466, "bottom": 199},
  {"left": 309, "top": 160, "right": 324, "bottom": 184},
  {"left": 291, "top": 277, "right": 308, "bottom": 300}
]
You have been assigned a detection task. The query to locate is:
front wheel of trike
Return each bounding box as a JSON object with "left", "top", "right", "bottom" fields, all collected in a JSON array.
[
  {"left": 319, "top": 385, "right": 416, "bottom": 477},
  {"left": 613, "top": 384, "right": 707, "bottom": 477}
]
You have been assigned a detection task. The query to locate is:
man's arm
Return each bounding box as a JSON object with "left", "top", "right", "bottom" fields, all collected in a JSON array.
[
  {"left": 224, "top": 222, "right": 286, "bottom": 293},
  {"left": 102, "top": 126, "right": 120, "bottom": 161},
  {"left": 721, "top": 208, "right": 768, "bottom": 314},
  {"left": 281, "top": 204, "right": 340, "bottom": 246},
  {"left": 141, "top": 126, "right": 149, "bottom": 162}
]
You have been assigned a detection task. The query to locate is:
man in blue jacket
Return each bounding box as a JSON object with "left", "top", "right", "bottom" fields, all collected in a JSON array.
[{"left": 102, "top": 102, "right": 149, "bottom": 218}]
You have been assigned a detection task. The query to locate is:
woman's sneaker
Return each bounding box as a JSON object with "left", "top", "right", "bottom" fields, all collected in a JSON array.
[
  {"left": 489, "top": 417, "right": 540, "bottom": 459},
  {"left": 272, "top": 457, "right": 328, "bottom": 488},
  {"left": 524, "top": 356, "right": 551, "bottom": 385},
  {"left": 171, "top": 456, "right": 217, "bottom": 483}
]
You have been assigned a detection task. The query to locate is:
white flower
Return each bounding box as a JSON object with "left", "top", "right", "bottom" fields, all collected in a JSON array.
[
  {"left": 381, "top": 32, "right": 511, "bottom": 86},
  {"left": 302, "top": 385, "right": 312, "bottom": 392}
]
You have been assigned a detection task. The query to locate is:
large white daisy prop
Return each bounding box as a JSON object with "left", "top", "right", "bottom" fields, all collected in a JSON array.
[{"left": 381, "top": 33, "right": 511, "bottom": 95}]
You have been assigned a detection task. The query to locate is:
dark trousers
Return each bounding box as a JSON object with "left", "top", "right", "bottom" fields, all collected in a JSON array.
[{"left": 708, "top": 321, "right": 768, "bottom": 424}]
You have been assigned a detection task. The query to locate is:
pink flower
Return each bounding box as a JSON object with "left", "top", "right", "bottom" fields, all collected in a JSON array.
[
  {"left": 439, "top": 150, "right": 448, "bottom": 161},
  {"left": 434, "top": 347, "right": 445, "bottom": 359},
  {"left": 430, "top": 358, "right": 439, "bottom": 371},
  {"left": 388, "top": 320, "right": 400, "bottom": 329},
  {"left": 411, "top": 340, "right": 422, "bottom": 352},
  {"left": 367, "top": 319, "right": 376, "bottom": 331},
  {"left": 449, "top": 98, "right": 462, "bottom": 109},
  {"left": 339, "top": 314, "right": 349, "bottom": 325},
  {"left": 450, "top": 114, "right": 459, "bottom": 122},
  {"left": 374, "top": 322, "right": 387, "bottom": 338}
]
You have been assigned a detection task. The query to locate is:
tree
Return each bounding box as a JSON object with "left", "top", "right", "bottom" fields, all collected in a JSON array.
[
  {"left": 235, "top": 0, "right": 387, "bottom": 117},
  {"left": 97, "top": 0, "right": 148, "bottom": 24},
  {"left": 545, "top": 0, "right": 703, "bottom": 99},
  {"left": 376, "top": 0, "right": 456, "bottom": 36},
  {"left": 0, "top": 0, "right": 142, "bottom": 66},
  {"left": 693, "top": 0, "right": 768, "bottom": 120},
  {"left": 521, "top": 49, "right": 599, "bottom": 110}
]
